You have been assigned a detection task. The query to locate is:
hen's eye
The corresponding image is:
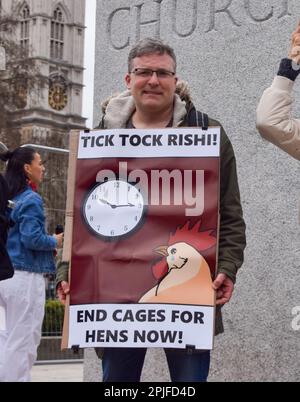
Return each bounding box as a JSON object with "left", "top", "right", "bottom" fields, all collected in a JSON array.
[{"left": 170, "top": 248, "right": 177, "bottom": 255}]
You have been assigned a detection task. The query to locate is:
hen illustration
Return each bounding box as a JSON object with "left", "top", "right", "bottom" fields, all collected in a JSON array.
[{"left": 139, "top": 221, "right": 216, "bottom": 306}]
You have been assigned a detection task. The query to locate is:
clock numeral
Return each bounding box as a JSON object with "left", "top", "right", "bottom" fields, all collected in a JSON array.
[{"left": 84, "top": 180, "right": 145, "bottom": 239}]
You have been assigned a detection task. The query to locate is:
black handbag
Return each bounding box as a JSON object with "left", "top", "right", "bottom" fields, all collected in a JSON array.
[
  {"left": 0, "top": 174, "right": 14, "bottom": 281},
  {"left": 0, "top": 237, "right": 14, "bottom": 281}
]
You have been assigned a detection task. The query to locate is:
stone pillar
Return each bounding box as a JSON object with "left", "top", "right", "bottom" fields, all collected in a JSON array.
[{"left": 88, "top": 0, "right": 300, "bottom": 382}]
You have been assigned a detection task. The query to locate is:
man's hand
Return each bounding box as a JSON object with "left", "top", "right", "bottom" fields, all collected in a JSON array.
[
  {"left": 56, "top": 281, "right": 70, "bottom": 305},
  {"left": 288, "top": 21, "right": 300, "bottom": 64},
  {"left": 212, "top": 273, "right": 234, "bottom": 306}
]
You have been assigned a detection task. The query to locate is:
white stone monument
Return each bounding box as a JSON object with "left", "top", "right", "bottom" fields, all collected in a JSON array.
[{"left": 88, "top": 0, "right": 300, "bottom": 382}]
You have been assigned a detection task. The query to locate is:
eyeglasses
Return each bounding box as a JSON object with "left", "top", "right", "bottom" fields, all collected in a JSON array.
[{"left": 130, "top": 68, "right": 176, "bottom": 79}]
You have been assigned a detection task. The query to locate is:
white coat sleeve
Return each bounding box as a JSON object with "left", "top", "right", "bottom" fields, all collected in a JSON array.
[{"left": 256, "top": 75, "right": 300, "bottom": 161}]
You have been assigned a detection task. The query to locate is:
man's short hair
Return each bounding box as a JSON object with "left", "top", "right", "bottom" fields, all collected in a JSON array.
[{"left": 128, "top": 38, "right": 177, "bottom": 72}]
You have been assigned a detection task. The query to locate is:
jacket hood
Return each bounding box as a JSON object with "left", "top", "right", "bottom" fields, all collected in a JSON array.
[{"left": 100, "top": 80, "right": 193, "bottom": 129}]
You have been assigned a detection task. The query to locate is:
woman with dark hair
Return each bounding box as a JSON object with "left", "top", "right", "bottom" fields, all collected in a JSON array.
[{"left": 0, "top": 147, "right": 63, "bottom": 382}]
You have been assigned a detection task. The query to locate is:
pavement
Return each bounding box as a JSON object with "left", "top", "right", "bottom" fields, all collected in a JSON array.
[{"left": 31, "top": 363, "right": 84, "bottom": 382}]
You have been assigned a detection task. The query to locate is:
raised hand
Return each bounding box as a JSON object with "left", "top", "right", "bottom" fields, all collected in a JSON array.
[{"left": 289, "top": 21, "right": 300, "bottom": 64}]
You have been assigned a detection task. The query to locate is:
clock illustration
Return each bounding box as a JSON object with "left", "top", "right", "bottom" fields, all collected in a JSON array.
[
  {"left": 48, "top": 84, "right": 68, "bottom": 111},
  {"left": 82, "top": 179, "right": 146, "bottom": 241}
]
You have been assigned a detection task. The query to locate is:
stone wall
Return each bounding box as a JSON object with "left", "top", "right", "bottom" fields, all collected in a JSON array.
[{"left": 87, "top": 0, "right": 300, "bottom": 382}]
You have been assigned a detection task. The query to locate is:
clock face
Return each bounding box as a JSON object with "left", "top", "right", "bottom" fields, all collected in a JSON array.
[
  {"left": 49, "top": 84, "right": 68, "bottom": 111},
  {"left": 82, "top": 180, "right": 145, "bottom": 240}
]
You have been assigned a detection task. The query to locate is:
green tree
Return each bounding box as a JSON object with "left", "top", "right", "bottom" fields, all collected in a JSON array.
[{"left": 0, "top": 5, "right": 42, "bottom": 148}]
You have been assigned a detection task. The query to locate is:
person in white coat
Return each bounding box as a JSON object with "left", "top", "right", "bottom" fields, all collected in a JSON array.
[
  {"left": 256, "top": 22, "right": 300, "bottom": 161},
  {"left": 0, "top": 147, "right": 63, "bottom": 382}
]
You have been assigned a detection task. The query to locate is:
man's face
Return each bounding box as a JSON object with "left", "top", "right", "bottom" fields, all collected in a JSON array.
[{"left": 125, "top": 52, "right": 178, "bottom": 114}]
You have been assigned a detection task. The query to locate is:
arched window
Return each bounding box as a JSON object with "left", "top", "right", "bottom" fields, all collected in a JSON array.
[
  {"left": 20, "top": 4, "right": 30, "bottom": 53},
  {"left": 50, "top": 7, "right": 64, "bottom": 60}
]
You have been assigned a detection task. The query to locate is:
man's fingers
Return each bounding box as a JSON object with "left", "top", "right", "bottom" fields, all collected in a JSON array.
[
  {"left": 212, "top": 273, "right": 226, "bottom": 290},
  {"left": 57, "top": 288, "right": 66, "bottom": 304},
  {"left": 56, "top": 281, "right": 70, "bottom": 305},
  {"left": 61, "top": 281, "right": 70, "bottom": 294},
  {"left": 216, "top": 289, "right": 232, "bottom": 304},
  {"left": 216, "top": 297, "right": 230, "bottom": 306},
  {"left": 216, "top": 290, "right": 223, "bottom": 299},
  {"left": 212, "top": 280, "right": 222, "bottom": 290}
]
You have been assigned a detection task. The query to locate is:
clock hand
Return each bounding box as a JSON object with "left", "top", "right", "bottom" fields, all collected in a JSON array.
[
  {"left": 99, "top": 198, "right": 114, "bottom": 208},
  {"left": 112, "top": 203, "right": 136, "bottom": 208},
  {"left": 99, "top": 199, "right": 136, "bottom": 209}
]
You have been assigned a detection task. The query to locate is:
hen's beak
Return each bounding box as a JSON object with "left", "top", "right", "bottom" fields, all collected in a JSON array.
[{"left": 154, "top": 246, "right": 169, "bottom": 257}]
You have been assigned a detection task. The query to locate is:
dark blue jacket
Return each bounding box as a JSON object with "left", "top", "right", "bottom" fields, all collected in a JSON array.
[{"left": 7, "top": 187, "right": 57, "bottom": 274}]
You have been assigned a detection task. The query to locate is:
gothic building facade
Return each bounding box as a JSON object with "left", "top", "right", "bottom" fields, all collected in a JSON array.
[
  {"left": 0, "top": 0, "right": 86, "bottom": 231},
  {"left": 1, "top": 0, "right": 86, "bottom": 147}
]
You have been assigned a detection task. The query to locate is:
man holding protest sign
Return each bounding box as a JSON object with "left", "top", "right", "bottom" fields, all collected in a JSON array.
[
  {"left": 256, "top": 21, "right": 300, "bottom": 160},
  {"left": 57, "top": 38, "right": 246, "bottom": 382}
]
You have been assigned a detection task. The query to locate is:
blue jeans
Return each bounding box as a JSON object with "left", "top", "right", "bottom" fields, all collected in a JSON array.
[{"left": 102, "top": 348, "right": 210, "bottom": 382}]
